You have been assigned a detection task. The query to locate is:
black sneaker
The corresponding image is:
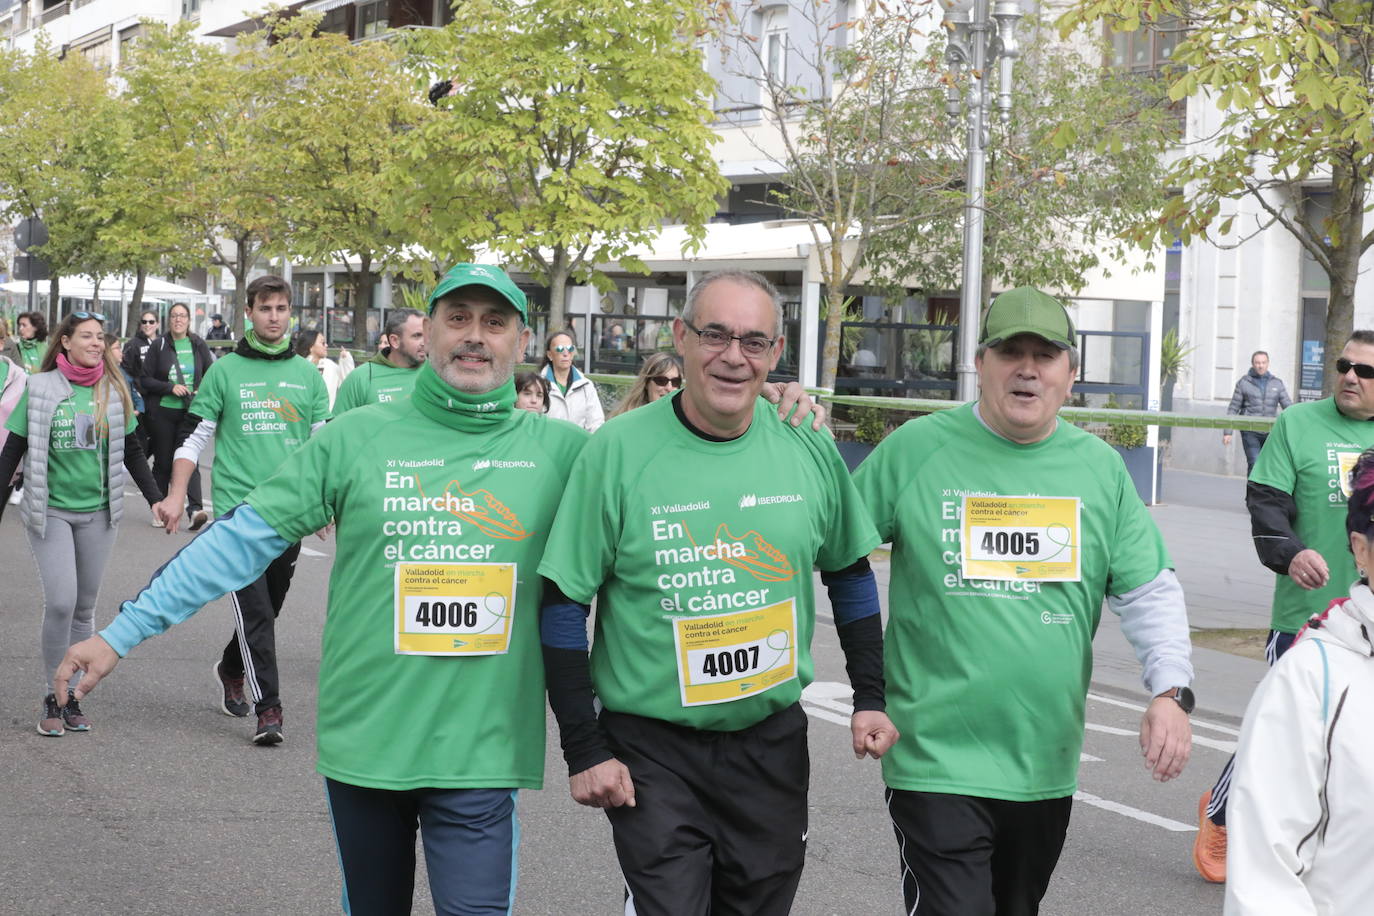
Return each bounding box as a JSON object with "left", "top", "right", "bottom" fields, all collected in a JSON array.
[
  {"left": 37, "top": 693, "right": 64, "bottom": 737},
  {"left": 215, "top": 661, "right": 250, "bottom": 717},
  {"left": 253, "top": 705, "right": 284, "bottom": 746},
  {"left": 61, "top": 692, "right": 92, "bottom": 732}
]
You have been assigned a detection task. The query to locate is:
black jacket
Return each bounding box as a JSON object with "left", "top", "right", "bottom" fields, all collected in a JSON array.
[
  {"left": 123, "top": 330, "right": 155, "bottom": 383},
  {"left": 141, "top": 333, "right": 214, "bottom": 413}
]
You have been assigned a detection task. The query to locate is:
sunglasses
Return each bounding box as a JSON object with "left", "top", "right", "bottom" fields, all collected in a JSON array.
[
  {"left": 552, "top": 344, "right": 576, "bottom": 353},
  {"left": 72, "top": 311, "right": 107, "bottom": 322},
  {"left": 140, "top": 318, "right": 158, "bottom": 325},
  {"left": 1336, "top": 357, "right": 1374, "bottom": 380},
  {"left": 649, "top": 375, "right": 682, "bottom": 389}
]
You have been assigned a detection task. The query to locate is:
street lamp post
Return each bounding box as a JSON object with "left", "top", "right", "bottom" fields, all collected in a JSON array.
[{"left": 945, "top": 0, "right": 1023, "bottom": 401}]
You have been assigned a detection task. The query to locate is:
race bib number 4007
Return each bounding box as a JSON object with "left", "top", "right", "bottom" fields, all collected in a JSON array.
[
  {"left": 673, "top": 599, "right": 797, "bottom": 707},
  {"left": 394, "top": 562, "right": 516, "bottom": 656},
  {"left": 961, "top": 495, "right": 1081, "bottom": 582}
]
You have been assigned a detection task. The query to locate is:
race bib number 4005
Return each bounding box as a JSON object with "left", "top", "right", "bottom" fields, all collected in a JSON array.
[
  {"left": 394, "top": 562, "right": 516, "bottom": 656},
  {"left": 961, "top": 495, "right": 1081, "bottom": 582},
  {"left": 673, "top": 599, "right": 797, "bottom": 707}
]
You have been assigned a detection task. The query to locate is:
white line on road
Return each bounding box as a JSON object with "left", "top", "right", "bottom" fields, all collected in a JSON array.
[
  {"left": 1073, "top": 791, "right": 1196, "bottom": 832},
  {"left": 1084, "top": 721, "right": 1236, "bottom": 753},
  {"left": 1087, "top": 691, "right": 1240, "bottom": 737},
  {"left": 300, "top": 546, "right": 329, "bottom": 558}
]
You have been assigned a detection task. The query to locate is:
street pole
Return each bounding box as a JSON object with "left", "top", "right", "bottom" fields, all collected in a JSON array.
[{"left": 945, "top": 0, "right": 1022, "bottom": 402}]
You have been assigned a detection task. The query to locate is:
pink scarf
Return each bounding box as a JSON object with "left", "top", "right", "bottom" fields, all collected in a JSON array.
[{"left": 57, "top": 352, "right": 105, "bottom": 387}]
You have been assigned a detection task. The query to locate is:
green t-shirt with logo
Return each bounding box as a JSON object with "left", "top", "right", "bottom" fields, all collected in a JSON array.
[
  {"left": 246, "top": 403, "right": 589, "bottom": 790},
  {"left": 6, "top": 384, "right": 137, "bottom": 513},
  {"left": 333, "top": 360, "right": 419, "bottom": 415},
  {"left": 539, "top": 395, "right": 880, "bottom": 732},
  {"left": 1249, "top": 397, "right": 1374, "bottom": 633},
  {"left": 852, "top": 404, "right": 1171, "bottom": 801},
  {"left": 16, "top": 338, "right": 42, "bottom": 373},
  {"left": 158, "top": 337, "right": 197, "bottom": 410},
  {"left": 188, "top": 353, "right": 330, "bottom": 511}
]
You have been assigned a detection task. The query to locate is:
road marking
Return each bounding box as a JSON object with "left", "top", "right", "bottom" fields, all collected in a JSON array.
[
  {"left": 1080, "top": 753, "right": 1103, "bottom": 762},
  {"left": 1087, "top": 691, "right": 1241, "bottom": 736},
  {"left": 1085, "top": 721, "right": 1236, "bottom": 753},
  {"left": 1073, "top": 791, "right": 1196, "bottom": 832}
]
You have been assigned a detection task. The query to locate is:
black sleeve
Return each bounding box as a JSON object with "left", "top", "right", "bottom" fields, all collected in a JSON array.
[
  {"left": 820, "top": 557, "right": 886, "bottom": 712},
  {"left": 174, "top": 410, "right": 210, "bottom": 451},
  {"left": 0, "top": 433, "right": 28, "bottom": 523},
  {"left": 140, "top": 339, "right": 176, "bottom": 398},
  {"left": 1247, "top": 480, "right": 1303, "bottom": 575},
  {"left": 122, "top": 432, "right": 163, "bottom": 506},
  {"left": 539, "top": 577, "right": 615, "bottom": 775}
]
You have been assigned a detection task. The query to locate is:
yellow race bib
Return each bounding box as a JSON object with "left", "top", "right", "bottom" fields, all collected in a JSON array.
[
  {"left": 673, "top": 599, "right": 797, "bottom": 706},
  {"left": 961, "top": 495, "right": 1081, "bottom": 582},
  {"left": 394, "top": 562, "right": 516, "bottom": 656}
]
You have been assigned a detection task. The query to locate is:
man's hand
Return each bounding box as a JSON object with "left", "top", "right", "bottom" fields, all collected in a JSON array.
[
  {"left": 53, "top": 636, "right": 120, "bottom": 702},
  {"left": 1222, "top": 434, "right": 1232, "bottom": 446},
  {"left": 153, "top": 497, "right": 183, "bottom": 533},
  {"left": 569, "top": 759, "right": 636, "bottom": 808},
  {"left": 764, "top": 382, "right": 826, "bottom": 431},
  {"left": 1288, "top": 548, "right": 1329, "bottom": 591},
  {"left": 851, "top": 710, "right": 900, "bottom": 759},
  {"left": 1139, "top": 696, "right": 1191, "bottom": 782}
]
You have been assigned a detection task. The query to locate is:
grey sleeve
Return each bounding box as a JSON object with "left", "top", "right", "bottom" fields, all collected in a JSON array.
[
  {"left": 1224, "top": 381, "right": 1244, "bottom": 436},
  {"left": 1277, "top": 381, "right": 1293, "bottom": 410},
  {"left": 1106, "top": 568, "right": 1194, "bottom": 696}
]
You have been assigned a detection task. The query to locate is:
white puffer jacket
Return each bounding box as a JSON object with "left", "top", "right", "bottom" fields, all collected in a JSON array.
[
  {"left": 542, "top": 364, "right": 604, "bottom": 433},
  {"left": 1226, "top": 584, "right": 1374, "bottom": 915}
]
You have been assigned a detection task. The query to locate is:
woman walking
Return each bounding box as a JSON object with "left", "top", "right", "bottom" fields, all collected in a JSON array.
[
  {"left": 141, "top": 302, "right": 212, "bottom": 530},
  {"left": 2, "top": 311, "right": 48, "bottom": 374},
  {"left": 0, "top": 312, "right": 161, "bottom": 736},
  {"left": 295, "top": 328, "right": 345, "bottom": 411}
]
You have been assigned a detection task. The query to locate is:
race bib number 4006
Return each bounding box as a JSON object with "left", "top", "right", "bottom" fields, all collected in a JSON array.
[
  {"left": 961, "top": 495, "right": 1081, "bottom": 582},
  {"left": 673, "top": 599, "right": 797, "bottom": 707},
  {"left": 394, "top": 562, "right": 516, "bottom": 656}
]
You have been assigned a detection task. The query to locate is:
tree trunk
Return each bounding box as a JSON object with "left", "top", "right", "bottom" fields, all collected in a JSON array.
[
  {"left": 548, "top": 249, "right": 570, "bottom": 335},
  {"left": 352, "top": 255, "right": 374, "bottom": 352},
  {"left": 125, "top": 267, "right": 148, "bottom": 337},
  {"left": 229, "top": 236, "right": 256, "bottom": 335},
  {"left": 47, "top": 275, "right": 60, "bottom": 326},
  {"left": 818, "top": 242, "right": 850, "bottom": 392},
  {"left": 1321, "top": 161, "right": 1365, "bottom": 397}
]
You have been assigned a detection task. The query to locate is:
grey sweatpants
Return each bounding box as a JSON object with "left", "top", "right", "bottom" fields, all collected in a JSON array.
[{"left": 26, "top": 507, "right": 116, "bottom": 696}]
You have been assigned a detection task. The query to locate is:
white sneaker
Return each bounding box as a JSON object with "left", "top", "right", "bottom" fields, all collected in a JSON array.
[
  {"left": 151, "top": 515, "right": 164, "bottom": 528},
  {"left": 7, "top": 486, "right": 20, "bottom": 506}
]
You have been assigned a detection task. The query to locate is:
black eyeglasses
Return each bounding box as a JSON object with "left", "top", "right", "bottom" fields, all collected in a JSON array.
[
  {"left": 649, "top": 375, "right": 683, "bottom": 389},
  {"left": 140, "top": 319, "right": 158, "bottom": 325},
  {"left": 71, "top": 311, "right": 106, "bottom": 322},
  {"left": 1336, "top": 357, "right": 1374, "bottom": 379},
  {"left": 681, "top": 319, "right": 776, "bottom": 358}
]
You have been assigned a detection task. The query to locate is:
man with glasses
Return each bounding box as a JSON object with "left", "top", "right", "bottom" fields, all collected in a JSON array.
[
  {"left": 1194, "top": 329, "right": 1374, "bottom": 882},
  {"left": 333, "top": 307, "right": 426, "bottom": 414},
  {"left": 539, "top": 268, "right": 898, "bottom": 915}
]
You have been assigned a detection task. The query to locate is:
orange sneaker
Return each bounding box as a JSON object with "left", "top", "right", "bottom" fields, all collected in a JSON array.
[{"left": 1192, "top": 789, "right": 1227, "bottom": 883}]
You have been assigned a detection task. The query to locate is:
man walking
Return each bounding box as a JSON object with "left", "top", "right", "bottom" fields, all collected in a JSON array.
[
  {"left": 538, "top": 269, "right": 898, "bottom": 915},
  {"left": 854, "top": 287, "right": 1194, "bottom": 915},
  {"left": 154, "top": 275, "right": 330, "bottom": 745},
  {"left": 205, "top": 313, "right": 233, "bottom": 342},
  {"left": 1194, "top": 330, "right": 1374, "bottom": 883},
  {"left": 1223, "top": 350, "right": 1292, "bottom": 473},
  {"left": 333, "top": 307, "right": 426, "bottom": 414}
]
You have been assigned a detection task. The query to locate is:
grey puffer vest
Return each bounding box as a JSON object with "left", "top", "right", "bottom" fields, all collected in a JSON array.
[{"left": 18, "top": 369, "right": 127, "bottom": 538}]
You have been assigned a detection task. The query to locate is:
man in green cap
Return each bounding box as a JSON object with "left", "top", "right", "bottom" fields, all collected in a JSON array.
[
  {"left": 55, "top": 264, "right": 590, "bottom": 913},
  {"left": 852, "top": 286, "right": 1195, "bottom": 915},
  {"left": 333, "top": 306, "right": 427, "bottom": 414}
]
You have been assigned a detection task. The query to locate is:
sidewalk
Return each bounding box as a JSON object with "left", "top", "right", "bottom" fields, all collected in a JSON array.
[{"left": 1091, "top": 468, "right": 1272, "bottom": 722}]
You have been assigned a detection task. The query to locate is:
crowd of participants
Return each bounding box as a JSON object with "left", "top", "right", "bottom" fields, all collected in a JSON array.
[{"left": 0, "top": 267, "right": 1369, "bottom": 915}]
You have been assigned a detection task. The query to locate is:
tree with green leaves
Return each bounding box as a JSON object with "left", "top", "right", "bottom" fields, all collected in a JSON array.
[
  {"left": 1061, "top": 0, "right": 1374, "bottom": 394},
  {"left": 720, "top": 0, "right": 962, "bottom": 392},
  {"left": 260, "top": 13, "right": 434, "bottom": 346},
  {"left": 864, "top": 20, "right": 1177, "bottom": 313},
  {"left": 403, "top": 0, "right": 727, "bottom": 332}
]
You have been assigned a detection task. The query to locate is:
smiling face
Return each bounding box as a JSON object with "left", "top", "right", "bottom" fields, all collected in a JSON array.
[
  {"left": 673, "top": 278, "right": 782, "bottom": 437},
  {"left": 249, "top": 292, "right": 291, "bottom": 344},
  {"left": 62, "top": 319, "right": 106, "bottom": 369},
  {"left": 1335, "top": 340, "right": 1374, "bottom": 421},
  {"left": 310, "top": 332, "right": 328, "bottom": 360},
  {"left": 647, "top": 365, "right": 682, "bottom": 403},
  {"left": 139, "top": 312, "right": 159, "bottom": 338},
  {"left": 975, "top": 333, "right": 1075, "bottom": 444},
  {"left": 428, "top": 288, "right": 531, "bottom": 394}
]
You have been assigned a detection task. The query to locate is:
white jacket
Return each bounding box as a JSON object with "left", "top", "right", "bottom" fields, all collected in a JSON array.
[
  {"left": 542, "top": 365, "right": 604, "bottom": 433},
  {"left": 1225, "top": 584, "right": 1374, "bottom": 916}
]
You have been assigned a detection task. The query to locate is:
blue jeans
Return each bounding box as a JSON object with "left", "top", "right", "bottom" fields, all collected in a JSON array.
[{"left": 1240, "top": 430, "right": 1268, "bottom": 474}]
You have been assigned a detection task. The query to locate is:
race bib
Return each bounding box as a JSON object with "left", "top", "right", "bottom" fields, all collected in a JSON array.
[
  {"left": 1338, "top": 451, "right": 1360, "bottom": 499},
  {"left": 673, "top": 599, "right": 797, "bottom": 707},
  {"left": 393, "top": 562, "right": 516, "bottom": 656},
  {"left": 961, "top": 495, "right": 1081, "bottom": 582}
]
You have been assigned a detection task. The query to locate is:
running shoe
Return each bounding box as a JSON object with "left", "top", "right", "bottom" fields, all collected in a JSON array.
[
  {"left": 188, "top": 509, "right": 210, "bottom": 532},
  {"left": 1192, "top": 789, "right": 1227, "bottom": 883},
  {"left": 37, "top": 693, "right": 64, "bottom": 737},
  {"left": 7, "top": 485, "right": 20, "bottom": 505},
  {"left": 61, "top": 693, "right": 92, "bottom": 732},
  {"left": 151, "top": 515, "right": 164, "bottom": 528},
  {"left": 214, "top": 660, "right": 250, "bottom": 717},
  {"left": 253, "top": 705, "right": 284, "bottom": 746}
]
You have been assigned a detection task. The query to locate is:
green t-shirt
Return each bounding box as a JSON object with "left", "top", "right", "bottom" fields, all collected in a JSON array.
[
  {"left": 158, "top": 337, "right": 197, "bottom": 410},
  {"left": 16, "top": 338, "right": 42, "bottom": 373},
  {"left": 852, "top": 404, "right": 1171, "bottom": 801},
  {"left": 246, "top": 403, "right": 589, "bottom": 790},
  {"left": 6, "top": 384, "right": 137, "bottom": 513},
  {"left": 1249, "top": 398, "right": 1374, "bottom": 633},
  {"left": 539, "top": 395, "right": 880, "bottom": 731},
  {"left": 333, "top": 359, "right": 419, "bottom": 415},
  {"left": 188, "top": 353, "right": 330, "bottom": 511}
]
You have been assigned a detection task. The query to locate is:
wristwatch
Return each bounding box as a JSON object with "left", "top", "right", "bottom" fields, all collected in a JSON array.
[{"left": 1157, "top": 686, "right": 1195, "bottom": 714}]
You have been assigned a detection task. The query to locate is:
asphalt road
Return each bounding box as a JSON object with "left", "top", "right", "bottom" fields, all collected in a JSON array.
[{"left": 1, "top": 498, "right": 1232, "bottom": 915}]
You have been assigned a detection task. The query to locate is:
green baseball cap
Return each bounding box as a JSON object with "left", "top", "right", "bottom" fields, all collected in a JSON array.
[
  {"left": 979, "top": 286, "right": 1076, "bottom": 350},
  {"left": 427, "top": 264, "right": 528, "bottom": 321}
]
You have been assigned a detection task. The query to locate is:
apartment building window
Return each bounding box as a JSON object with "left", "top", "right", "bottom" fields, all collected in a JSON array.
[
  {"left": 357, "top": 0, "right": 389, "bottom": 39},
  {"left": 318, "top": 7, "right": 349, "bottom": 35},
  {"left": 180, "top": 0, "right": 200, "bottom": 19},
  {"left": 118, "top": 23, "right": 141, "bottom": 66},
  {"left": 1108, "top": 15, "right": 1183, "bottom": 74},
  {"left": 765, "top": 20, "right": 787, "bottom": 85}
]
